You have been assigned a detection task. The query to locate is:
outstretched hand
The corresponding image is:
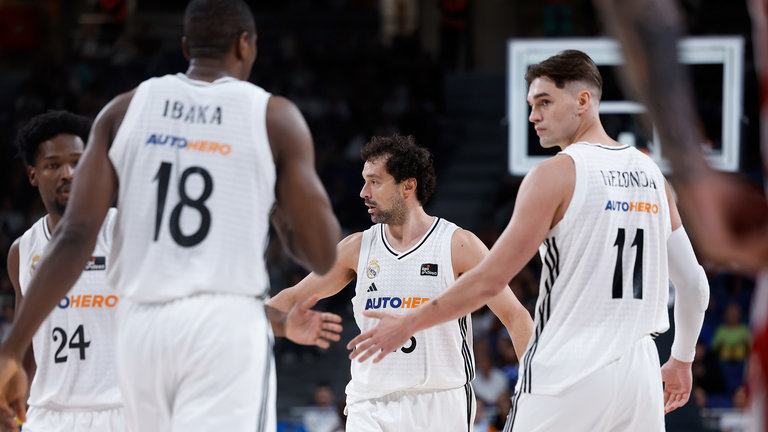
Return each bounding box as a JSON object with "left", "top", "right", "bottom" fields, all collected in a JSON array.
[
  {"left": 285, "top": 297, "right": 343, "bottom": 349},
  {"left": 660, "top": 357, "right": 693, "bottom": 414},
  {"left": 677, "top": 171, "right": 768, "bottom": 273},
  {"left": 0, "top": 353, "right": 27, "bottom": 432},
  {"left": 347, "top": 310, "right": 413, "bottom": 363}
]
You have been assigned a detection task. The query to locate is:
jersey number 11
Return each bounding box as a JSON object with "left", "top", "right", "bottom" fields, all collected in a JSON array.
[{"left": 611, "top": 228, "right": 644, "bottom": 299}]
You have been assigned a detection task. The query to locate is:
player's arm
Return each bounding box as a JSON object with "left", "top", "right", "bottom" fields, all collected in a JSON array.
[
  {"left": 349, "top": 155, "right": 572, "bottom": 362},
  {"left": 267, "top": 96, "right": 341, "bottom": 275},
  {"left": 0, "top": 92, "right": 129, "bottom": 425},
  {"left": 264, "top": 299, "right": 343, "bottom": 349},
  {"left": 451, "top": 229, "right": 533, "bottom": 360},
  {"left": 264, "top": 233, "right": 359, "bottom": 348},
  {"left": 268, "top": 233, "right": 361, "bottom": 313},
  {"left": 594, "top": 0, "right": 768, "bottom": 272},
  {"left": 660, "top": 180, "right": 708, "bottom": 414},
  {"left": 593, "top": 0, "right": 706, "bottom": 182},
  {"left": 5, "top": 241, "right": 35, "bottom": 390}
]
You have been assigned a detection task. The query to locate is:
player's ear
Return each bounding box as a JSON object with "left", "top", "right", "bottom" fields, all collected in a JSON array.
[
  {"left": 181, "top": 36, "right": 191, "bottom": 61},
  {"left": 577, "top": 90, "right": 591, "bottom": 114},
  {"left": 402, "top": 178, "right": 417, "bottom": 198},
  {"left": 27, "top": 165, "right": 38, "bottom": 187},
  {"left": 236, "top": 32, "right": 250, "bottom": 60}
]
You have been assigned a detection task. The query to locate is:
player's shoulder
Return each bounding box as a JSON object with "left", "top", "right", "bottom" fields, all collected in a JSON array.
[
  {"left": 450, "top": 227, "right": 488, "bottom": 272},
  {"left": 529, "top": 153, "right": 575, "bottom": 186},
  {"left": 7, "top": 237, "right": 21, "bottom": 266},
  {"left": 339, "top": 232, "right": 364, "bottom": 254},
  {"left": 451, "top": 227, "right": 481, "bottom": 248}
]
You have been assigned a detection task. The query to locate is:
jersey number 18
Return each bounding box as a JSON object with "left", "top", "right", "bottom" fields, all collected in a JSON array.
[{"left": 153, "top": 161, "right": 213, "bottom": 247}]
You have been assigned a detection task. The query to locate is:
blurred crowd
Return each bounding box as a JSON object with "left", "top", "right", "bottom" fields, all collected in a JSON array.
[{"left": 0, "top": 1, "right": 762, "bottom": 430}]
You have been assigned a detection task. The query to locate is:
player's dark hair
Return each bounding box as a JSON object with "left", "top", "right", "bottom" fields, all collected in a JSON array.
[
  {"left": 361, "top": 134, "right": 436, "bottom": 206},
  {"left": 184, "top": 0, "right": 256, "bottom": 59},
  {"left": 525, "top": 50, "right": 603, "bottom": 99},
  {"left": 15, "top": 111, "right": 92, "bottom": 166}
]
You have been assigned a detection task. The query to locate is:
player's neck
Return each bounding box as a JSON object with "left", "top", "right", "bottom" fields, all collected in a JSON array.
[
  {"left": 384, "top": 207, "right": 435, "bottom": 250},
  {"left": 562, "top": 117, "right": 615, "bottom": 150},
  {"left": 185, "top": 59, "right": 236, "bottom": 83},
  {"left": 45, "top": 212, "right": 61, "bottom": 233}
]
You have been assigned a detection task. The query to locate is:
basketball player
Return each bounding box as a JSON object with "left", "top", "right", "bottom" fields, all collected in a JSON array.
[
  {"left": 349, "top": 51, "right": 709, "bottom": 431},
  {"left": 7, "top": 111, "right": 124, "bottom": 431},
  {"left": 0, "top": 1, "right": 341, "bottom": 431},
  {"left": 268, "top": 134, "right": 533, "bottom": 431},
  {"left": 593, "top": 1, "right": 768, "bottom": 429}
]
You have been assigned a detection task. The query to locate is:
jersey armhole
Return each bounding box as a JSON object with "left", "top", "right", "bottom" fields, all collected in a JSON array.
[
  {"left": 108, "top": 81, "right": 150, "bottom": 179},
  {"left": 549, "top": 151, "right": 585, "bottom": 235}
]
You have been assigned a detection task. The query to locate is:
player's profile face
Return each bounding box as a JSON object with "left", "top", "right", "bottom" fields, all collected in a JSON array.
[
  {"left": 360, "top": 157, "right": 406, "bottom": 225},
  {"left": 28, "top": 134, "right": 84, "bottom": 216},
  {"left": 527, "top": 77, "right": 580, "bottom": 149}
]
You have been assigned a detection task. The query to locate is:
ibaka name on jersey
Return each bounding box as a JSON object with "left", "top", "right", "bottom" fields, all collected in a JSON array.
[{"left": 162, "top": 99, "right": 222, "bottom": 125}]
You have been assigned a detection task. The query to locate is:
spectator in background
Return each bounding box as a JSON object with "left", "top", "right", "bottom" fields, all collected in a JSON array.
[
  {"left": 301, "top": 383, "right": 342, "bottom": 432},
  {"left": 0, "top": 303, "right": 14, "bottom": 344},
  {"left": 692, "top": 340, "right": 727, "bottom": 395},
  {"left": 473, "top": 396, "right": 494, "bottom": 432},
  {"left": 712, "top": 303, "right": 752, "bottom": 363},
  {"left": 496, "top": 328, "right": 520, "bottom": 392},
  {"left": 693, "top": 386, "right": 707, "bottom": 410},
  {"left": 473, "top": 344, "right": 509, "bottom": 407},
  {"left": 490, "top": 391, "right": 512, "bottom": 432},
  {"left": 438, "top": 0, "right": 471, "bottom": 70}
]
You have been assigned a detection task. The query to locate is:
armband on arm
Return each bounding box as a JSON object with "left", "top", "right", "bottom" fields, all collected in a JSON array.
[{"left": 667, "top": 227, "right": 709, "bottom": 362}]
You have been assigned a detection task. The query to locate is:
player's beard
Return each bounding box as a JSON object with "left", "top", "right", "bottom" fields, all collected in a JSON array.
[
  {"left": 51, "top": 198, "right": 66, "bottom": 217},
  {"left": 372, "top": 194, "right": 407, "bottom": 225}
]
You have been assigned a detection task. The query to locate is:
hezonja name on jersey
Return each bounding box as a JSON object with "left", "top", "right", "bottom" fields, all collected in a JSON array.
[
  {"left": 146, "top": 134, "right": 231, "bottom": 156},
  {"left": 58, "top": 294, "right": 118, "bottom": 309},
  {"left": 364, "top": 296, "right": 430, "bottom": 310},
  {"left": 599, "top": 170, "right": 658, "bottom": 189},
  {"left": 162, "top": 100, "right": 222, "bottom": 125}
]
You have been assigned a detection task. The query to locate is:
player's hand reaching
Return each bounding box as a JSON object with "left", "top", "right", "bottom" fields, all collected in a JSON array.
[
  {"left": 347, "top": 310, "right": 413, "bottom": 363},
  {"left": 0, "top": 353, "right": 27, "bottom": 432},
  {"left": 660, "top": 357, "right": 693, "bottom": 414},
  {"left": 285, "top": 297, "right": 343, "bottom": 349},
  {"left": 676, "top": 171, "right": 768, "bottom": 273}
]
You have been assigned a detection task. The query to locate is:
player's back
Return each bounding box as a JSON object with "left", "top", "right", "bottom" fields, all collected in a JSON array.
[
  {"left": 519, "top": 142, "right": 671, "bottom": 395},
  {"left": 108, "top": 74, "right": 275, "bottom": 302}
]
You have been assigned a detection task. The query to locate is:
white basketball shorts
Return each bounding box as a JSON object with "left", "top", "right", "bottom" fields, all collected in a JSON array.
[
  {"left": 507, "top": 335, "right": 664, "bottom": 432},
  {"left": 23, "top": 406, "right": 124, "bottom": 432},
  {"left": 114, "top": 293, "right": 276, "bottom": 432},
  {"left": 345, "top": 384, "right": 476, "bottom": 432}
]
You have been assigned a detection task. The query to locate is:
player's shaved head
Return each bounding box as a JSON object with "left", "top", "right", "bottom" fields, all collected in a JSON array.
[
  {"left": 526, "top": 50, "right": 603, "bottom": 100},
  {"left": 184, "top": 0, "right": 256, "bottom": 59}
]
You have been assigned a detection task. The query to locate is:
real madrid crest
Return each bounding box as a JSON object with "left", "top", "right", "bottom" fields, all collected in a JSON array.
[
  {"left": 30, "top": 255, "right": 40, "bottom": 275},
  {"left": 366, "top": 259, "right": 380, "bottom": 279}
]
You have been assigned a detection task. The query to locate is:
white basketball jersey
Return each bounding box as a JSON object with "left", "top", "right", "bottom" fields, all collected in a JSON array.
[
  {"left": 108, "top": 74, "right": 276, "bottom": 302},
  {"left": 517, "top": 142, "right": 671, "bottom": 395},
  {"left": 347, "top": 218, "right": 475, "bottom": 404},
  {"left": 18, "top": 209, "right": 121, "bottom": 409}
]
